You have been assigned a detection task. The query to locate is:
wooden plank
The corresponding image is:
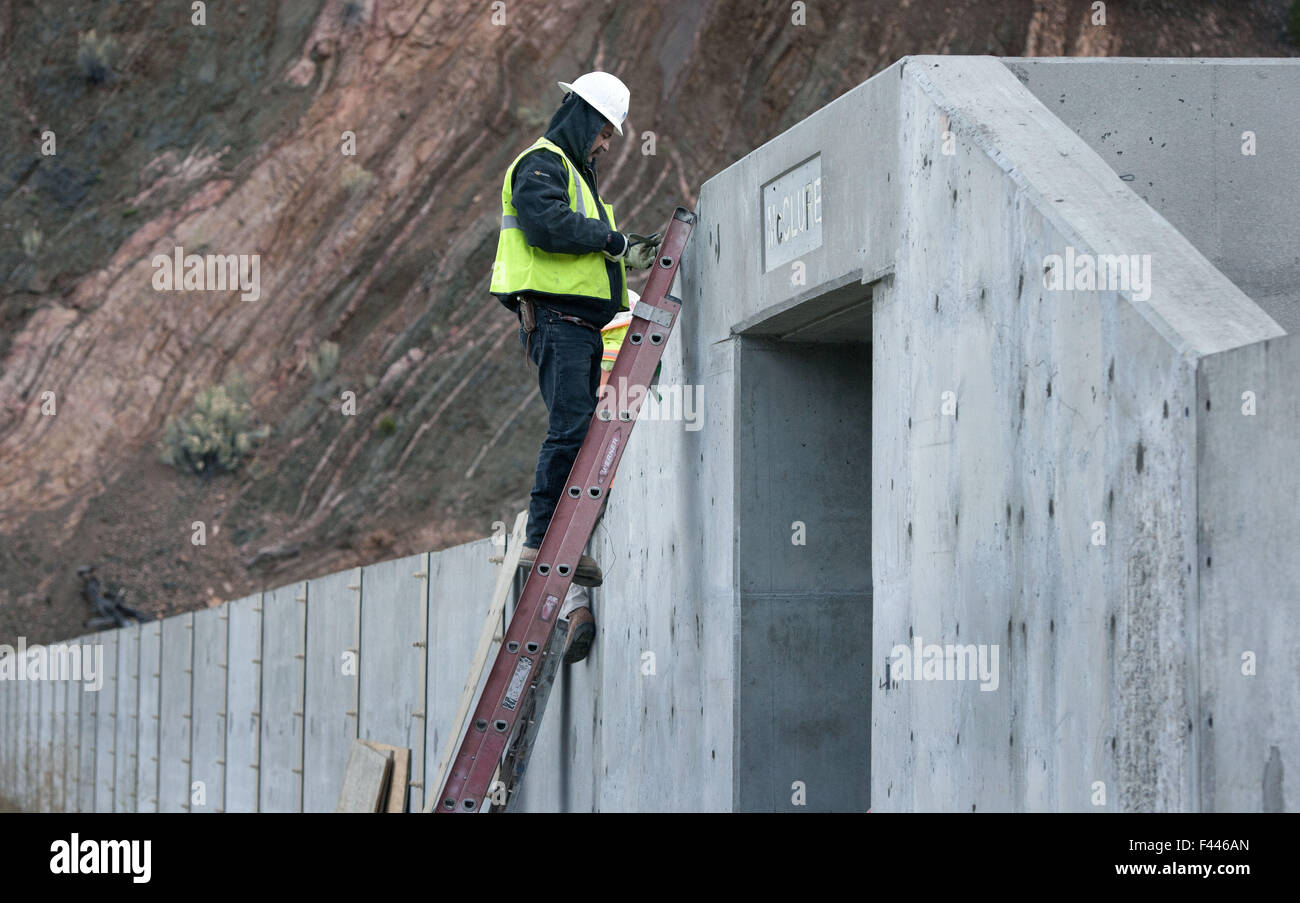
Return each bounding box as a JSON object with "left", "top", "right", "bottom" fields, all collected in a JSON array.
[
  {"left": 336, "top": 740, "right": 391, "bottom": 813},
  {"left": 423, "top": 510, "right": 526, "bottom": 812},
  {"left": 360, "top": 741, "right": 410, "bottom": 813}
]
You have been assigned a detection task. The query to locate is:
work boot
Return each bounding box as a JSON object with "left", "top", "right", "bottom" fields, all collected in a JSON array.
[
  {"left": 517, "top": 546, "right": 604, "bottom": 588},
  {"left": 573, "top": 553, "right": 603, "bottom": 587},
  {"left": 562, "top": 607, "right": 596, "bottom": 664}
]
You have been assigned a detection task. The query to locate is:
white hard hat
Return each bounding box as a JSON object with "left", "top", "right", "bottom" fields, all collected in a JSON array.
[{"left": 558, "top": 71, "right": 629, "bottom": 136}]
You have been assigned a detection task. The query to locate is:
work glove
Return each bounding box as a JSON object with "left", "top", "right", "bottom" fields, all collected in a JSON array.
[{"left": 624, "top": 231, "right": 662, "bottom": 269}]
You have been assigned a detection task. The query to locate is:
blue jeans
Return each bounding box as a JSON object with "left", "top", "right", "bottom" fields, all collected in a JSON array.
[{"left": 520, "top": 305, "right": 603, "bottom": 548}]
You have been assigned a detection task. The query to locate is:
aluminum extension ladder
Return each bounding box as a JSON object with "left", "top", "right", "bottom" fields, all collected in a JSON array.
[{"left": 434, "top": 205, "right": 697, "bottom": 813}]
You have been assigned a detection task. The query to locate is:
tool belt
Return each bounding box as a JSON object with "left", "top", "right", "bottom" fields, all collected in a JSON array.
[
  {"left": 552, "top": 311, "right": 599, "bottom": 332},
  {"left": 517, "top": 295, "right": 599, "bottom": 361}
]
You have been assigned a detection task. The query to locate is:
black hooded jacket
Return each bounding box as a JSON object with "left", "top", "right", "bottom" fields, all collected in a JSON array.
[{"left": 493, "top": 93, "right": 627, "bottom": 328}]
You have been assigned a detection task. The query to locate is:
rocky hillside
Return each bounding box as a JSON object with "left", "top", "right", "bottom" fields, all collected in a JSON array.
[{"left": 1, "top": 0, "right": 1295, "bottom": 644}]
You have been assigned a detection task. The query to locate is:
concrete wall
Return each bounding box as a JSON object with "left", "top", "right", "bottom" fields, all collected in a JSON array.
[
  {"left": 1196, "top": 332, "right": 1300, "bottom": 812},
  {"left": 191, "top": 607, "right": 226, "bottom": 812},
  {"left": 1006, "top": 59, "right": 1300, "bottom": 333},
  {"left": 873, "top": 56, "right": 1290, "bottom": 812},
  {"left": 592, "top": 54, "right": 1292, "bottom": 811},
  {"left": 157, "top": 613, "right": 192, "bottom": 812},
  {"left": 423, "top": 539, "right": 497, "bottom": 812},
  {"left": 137, "top": 621, "right": 161, "bottom": 811},
  {"left": 0, "top": 543, "right": 509, "bottom": 812},
  {"left": 225, "top": 594, "right": 261, "bottom": 813},
  {"left": 258, "top": 581, "right": 304, "bottom": 812},
  {"left": 1, "top": 57, "right": 1295, "bottom": 813},
  {"left": 93, "top": 630, "right": 116, "bottom": 811}
]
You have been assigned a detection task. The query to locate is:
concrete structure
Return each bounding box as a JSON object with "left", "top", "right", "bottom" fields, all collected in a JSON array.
[{"left": 1, "top": 57, "right": 1296, "bottom": 812}]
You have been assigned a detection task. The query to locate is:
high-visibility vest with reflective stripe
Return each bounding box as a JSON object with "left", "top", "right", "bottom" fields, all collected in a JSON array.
[
  {"left": 600, "top": 311, "right": 632, "bottom": 370},
  {"left": 600, "top": 311, "right": 662, "bottom": 388},
  {"left": 490, "top": 136, "right": 628, "bottom": 309}
]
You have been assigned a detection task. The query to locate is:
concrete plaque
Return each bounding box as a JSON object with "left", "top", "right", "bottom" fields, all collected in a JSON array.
[{"left": 762, "top": 155, "right": 822, "bottom": 272}]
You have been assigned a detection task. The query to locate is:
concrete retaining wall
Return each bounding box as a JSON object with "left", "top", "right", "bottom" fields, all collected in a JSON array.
[{"left": 0, "top": 542, "right": 513, "bottom": 812}]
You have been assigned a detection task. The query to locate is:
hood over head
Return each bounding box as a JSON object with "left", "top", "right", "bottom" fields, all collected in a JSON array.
[{"left": 543, "top": 92, "right": 611, "bottom": 171}]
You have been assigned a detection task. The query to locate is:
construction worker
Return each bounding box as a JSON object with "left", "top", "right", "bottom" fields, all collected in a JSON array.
[{"left": 490, "top": 71, "right": 662, "bottom": 663}]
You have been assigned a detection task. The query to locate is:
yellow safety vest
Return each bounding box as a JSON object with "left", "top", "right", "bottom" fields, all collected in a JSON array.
[
  {"left": 600, "top": 312, "right": 632, "bottom": 370},
  {"left": 600, "top": 311, "right": 662, "bottom": 392},
  {"left": 490, "top": 136, "right": 628, "bottom": 309}
]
